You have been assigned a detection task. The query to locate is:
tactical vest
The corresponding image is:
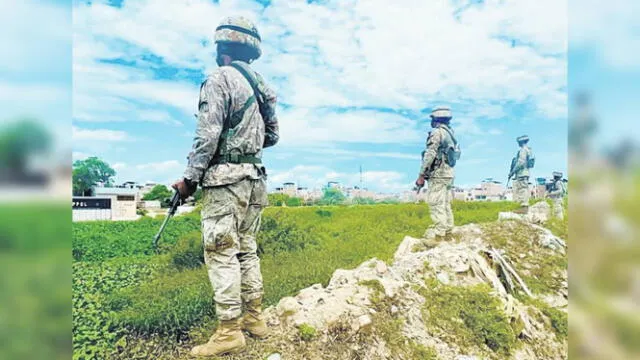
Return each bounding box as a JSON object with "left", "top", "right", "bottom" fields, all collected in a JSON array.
[{"left": 210, "top": 62, "right": 263, "bottom": 165}]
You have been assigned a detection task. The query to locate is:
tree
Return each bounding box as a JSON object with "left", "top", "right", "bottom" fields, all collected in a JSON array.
[
  {"left": 0, "top": 118, "right": 52, "bottom": 177},
  {"left": 319, "top": 188, "right": 346, "bottom": 205},
  {"left": 72, "top": 157, "right": 116, "bottom": 196},
  {"left": 285, "top": 196, "right": 303, "bottom": 207},
  {"left": 142, "top": 184, "right": 173, "bottom": 207},
  {"left": 268, "top": 193, "right": 290, "bottom": 207}
]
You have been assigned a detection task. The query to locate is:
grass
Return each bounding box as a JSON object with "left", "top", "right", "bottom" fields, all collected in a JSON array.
[
  {"left": 418, "top": 278, "right": 517, "bottom": 358},
  {"left": 72, "top": 201, "right": 523, "bottom": 358}
]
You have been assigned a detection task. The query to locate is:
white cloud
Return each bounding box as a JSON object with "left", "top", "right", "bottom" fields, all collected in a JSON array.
[
  {"left": 268, "top": 165, "right": 409, "bottom": 193},
  {"left": 73, "top": 0, "right": 568, "bottom": 141},
  {"left": 135, "top": 160, "right": 182, "bottom": 172},
  {"left": 72, "top": 126, "right": 132, "bottom": 142},
  {"left": 112, "top": 162, "right": 127, "bottom": 171},
  {"left": 72, "top": 151, "right": 90, "bottom": 161},
  {"left": 570, "top": 0, "right": 640, "bottom": 70}
]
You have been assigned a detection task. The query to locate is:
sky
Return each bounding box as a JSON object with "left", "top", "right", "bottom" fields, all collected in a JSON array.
[{"left": 7, "top": 0, "right": 578, "bottom": 193}]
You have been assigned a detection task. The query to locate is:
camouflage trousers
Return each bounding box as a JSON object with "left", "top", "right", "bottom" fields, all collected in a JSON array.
[
  {"left": 200, "top": 177, "right": 268, "bottom": 321},
  {"left": 513, "top": 176, "right": 530, "bottom": 207},
  {"left": 552, "top": 197, "right": 565, "bottom": 220},
  {"left": 426, "top": 177, "right": 454, "bottom": 236}
]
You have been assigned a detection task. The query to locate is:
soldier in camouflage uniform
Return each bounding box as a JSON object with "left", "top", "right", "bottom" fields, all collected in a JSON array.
[
  {"left": 547, "top": 171, "right": 567, "bottom": 220},
  {"left": 511, "top": 135, "right": 534, "bottom": 213},
  {"left": 172, "top": 16, "right": 279, "bottom": 357},
  {"left": 415, "top": 106, "right": 458, "bottom": 243}
]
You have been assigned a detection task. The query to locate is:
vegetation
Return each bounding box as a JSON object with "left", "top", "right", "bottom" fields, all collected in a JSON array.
[
  {"left": 0, "top": 118, "right": 52, "bottom": 176},
  {"left": 72, "top": 201, "right": 523, "bottom": 358},
  {"left": 72, "top": 156, "right": 116, "bottom": 196},
  {"left": 418, "top": 278, "right": 517, "bottom": 357}
]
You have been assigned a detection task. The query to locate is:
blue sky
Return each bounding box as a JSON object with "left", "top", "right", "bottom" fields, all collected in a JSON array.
[{"left": 67, "top": 0, "right": 572, "bottom": 192}]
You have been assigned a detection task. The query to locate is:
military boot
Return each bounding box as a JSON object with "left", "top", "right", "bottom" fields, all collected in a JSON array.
[
  {"left": 241, "top": 298, "right": 270, "bottom": 339},
  {"left": 190, "top": 318, "right": 246, "bottom": 357}
]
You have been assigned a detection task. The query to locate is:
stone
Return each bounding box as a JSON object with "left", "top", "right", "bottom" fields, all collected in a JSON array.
[
  {"left": 276, "top": 297, "right": 301, "bottom": 317},
  {"left": 267, "top": 354, "right": 281, "bottom": 360},
  {"left": 357, "top": 315, "right": 373, "bottom": 329},
  {"left": 376, "top": 261, "right": 389, "bottom": 275},
  {"left": 436, "top": 273, "right": 450, "bottom": 285},
  {"left": 390, "top": 305, "right": 399, "bottom": 315}
]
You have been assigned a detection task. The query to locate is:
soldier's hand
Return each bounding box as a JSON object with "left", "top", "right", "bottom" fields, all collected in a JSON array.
[
  {"left": 415, "top": 176, "right": 425, "bottom": 187},
  {"left": 172, "top": 178, "right": 197, "bottom": 199}
]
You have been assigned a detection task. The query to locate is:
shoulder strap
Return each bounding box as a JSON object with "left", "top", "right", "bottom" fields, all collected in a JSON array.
[
  {"left": 229, "top": 62, "right": 262, "bottom": 104},
  {"left": 440, "top": 126, "right": 457, "bottom": 145}
]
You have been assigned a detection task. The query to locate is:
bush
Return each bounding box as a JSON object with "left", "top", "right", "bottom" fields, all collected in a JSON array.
[
  {"left": 107, "top": 268, "right": 212, "bottom": 335},
  {"left": 169, "top": 231, "right": 204, "bottom": 271},
  {"left": 419, "top": 280, "right": 517, "bottom": 356}
]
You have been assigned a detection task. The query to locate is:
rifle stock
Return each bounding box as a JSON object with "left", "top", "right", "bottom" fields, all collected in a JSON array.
[{"left": 152, "top": 191, "right": 181, "bottom": 251}]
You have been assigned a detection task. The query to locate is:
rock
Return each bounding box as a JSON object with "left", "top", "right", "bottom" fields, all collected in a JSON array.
[
  {"left": 453, "top": 263, "right": 470, "bottom": 273},
  {"left": 390, "top": 305, "right": 399, "bottom": 315},
  {"left": 456, "top": 356, "right": 479, "bottom": 360},
  {"left": 376, "top": 261, "right": 389, "bottom": 275},
  {"left": 266, "top": 354, "right": 281, "bottom": 360},
  {"left": 357, "top": 315, "right": 372, "bottom": 329},
  {"left": 277, "top": 297, "right": 301, "bottom": 317},
  {"left": 436, "top": 272, "right": 450, "bottom": 285},
  {"left": 525, "top": 201, "right": 551, "bottom": 224}
]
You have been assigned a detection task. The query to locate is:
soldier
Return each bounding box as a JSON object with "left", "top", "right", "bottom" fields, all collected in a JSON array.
[
  {"left": 415, "top": 106, "right": 460, "bottom": 243},
  {"left": 172, "top": 16, "right": 279, "bottom": 357},
  {"left": 547, "top": 171, "right": 567, "bottom": 220},
  {"left": 509, "top": 135, "right": 535, "bottom": 214}
]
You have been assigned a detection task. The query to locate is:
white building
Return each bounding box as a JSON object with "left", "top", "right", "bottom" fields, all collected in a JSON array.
[{"left": 73, "top": 187, "right": 139, "bottom": 221}]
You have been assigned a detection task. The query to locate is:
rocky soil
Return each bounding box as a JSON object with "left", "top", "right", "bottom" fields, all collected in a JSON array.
[{"left": 218, "top": 203, "right": 568, "bottom": 360}]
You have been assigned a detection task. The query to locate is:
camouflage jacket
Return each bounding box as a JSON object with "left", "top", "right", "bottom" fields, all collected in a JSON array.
[
  {"left": 183, "top": 61, "right": 279, "bottom": 187},
  {"left": 419, "top": 124, "right": 454, "bottom": 179},
  {"left": 548, "top": 179, "right": 567, "bottom": 198},
  {"left": 514, "top": 145, "right": 533, "bottom": 178}
]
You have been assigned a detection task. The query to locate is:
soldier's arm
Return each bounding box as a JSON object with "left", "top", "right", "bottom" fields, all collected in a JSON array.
[
  {"left": 183, "top": 74, "right": 229, "bottom": 183},
  {"left": 419, "top": 130, "right": 443, "bottom": 176},
  {"left": 548, "top": 182, "right": 563, "bottom": 196},
  {"left": 261, "top": 82, "right": 279, "bottom": 148},
  {"left": 515, "top": 148, "right": 527, "bottom": 171}
]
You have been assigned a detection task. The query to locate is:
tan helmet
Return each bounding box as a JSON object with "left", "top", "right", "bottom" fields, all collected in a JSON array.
[
  {"left": 430, "top": 106, "right": 452, "bottom": 120},
  {"left": 214, "top": 16, "right": 262, "bottom": 60}
]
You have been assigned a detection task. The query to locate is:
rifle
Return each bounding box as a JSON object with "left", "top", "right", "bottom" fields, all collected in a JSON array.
[
  {"left": 506, "top": 157, "right": 517, "bottom": 187},
  {"left": 152, "top": 191, "right": 181, "bottom": 252}
]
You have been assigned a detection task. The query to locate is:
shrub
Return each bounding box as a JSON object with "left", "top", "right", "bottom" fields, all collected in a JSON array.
[
  {"left": 298, "top": 323, "right": 317, "bottom": 341},
  {"left": 419, "top": 280, "right": 517, "bottom": 356},
  {"left": 107, "top": 268, "right": 212, "bottom": 335},
  {"left": 169, "top": 231, "right": 204, "bottom": 271}
]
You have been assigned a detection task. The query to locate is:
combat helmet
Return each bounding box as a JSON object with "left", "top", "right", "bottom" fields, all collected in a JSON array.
[
  {"left": 517, "top": 135, "right": 530, "bottom": 143},
  {"left": 553, "top": 171, "right": 563, "bottom": 178},
  {"left": 214, "top": 16, "right": 262, "bottom": 60},
  {"left": 430, "top": 106, "right": 452, "bottom": 121}
]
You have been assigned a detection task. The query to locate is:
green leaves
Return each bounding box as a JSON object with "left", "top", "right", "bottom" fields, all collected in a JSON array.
[{"left": 72, "top": 157, "right": 116, "bottom": 196}]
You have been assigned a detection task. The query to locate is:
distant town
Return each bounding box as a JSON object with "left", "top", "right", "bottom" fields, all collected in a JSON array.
[{"left": 71, "top": 175, "right": 566, "bottom": 222}]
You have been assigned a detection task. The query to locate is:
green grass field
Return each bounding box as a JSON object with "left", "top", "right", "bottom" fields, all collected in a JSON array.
[{"left": 72, "top": 201, "right": 521, "bottom": 359}]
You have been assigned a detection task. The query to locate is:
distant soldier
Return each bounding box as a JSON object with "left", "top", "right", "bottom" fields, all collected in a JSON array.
[
  {"left": 509, "top": 135, "right": 535, "bottom": 213},
  {"left": 547, "top": 171, "right": 567, "bottom": 220},
  {"left": 172, "top": 16, "right": 279, "bottom": 357},
  {"left": 415, "top": 106, "right": 461, "bottom": 242}
]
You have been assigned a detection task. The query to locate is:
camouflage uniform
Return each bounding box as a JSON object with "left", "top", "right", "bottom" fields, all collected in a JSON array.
[
  {"left": 548, "top": 173, "right": 567, "bottom": 220},
  {"left": 513, "top": 144, "right": 533, "bottom": 207},
  {"left": 184, "top": 61, "right": 279, "bottom": 321},
  {"left": 419, "top": 122, "right": 456, "bottom": 237}
]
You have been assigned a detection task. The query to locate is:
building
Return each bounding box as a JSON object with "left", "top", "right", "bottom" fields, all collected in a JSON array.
[{"left": 73, "top": 187, "right": 139, "bottom": 221}]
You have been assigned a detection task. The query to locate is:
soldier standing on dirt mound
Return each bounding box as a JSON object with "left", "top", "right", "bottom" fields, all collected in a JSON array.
[
  {"left": 415, "top": 106, "right": 460, "bottom": 245},
  {"left": 172, "top": 16, "right": 279, "bottom": 357},
  {"left": 510, "top": 135, "right": 535, "bottom": 214},
  {"left": 547, "top": 171, "right": 567, "bottom": 220}
]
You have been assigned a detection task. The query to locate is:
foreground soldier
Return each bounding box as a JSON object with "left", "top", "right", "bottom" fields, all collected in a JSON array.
[
  {"left": 415, "top": 106, "right": 460, "bottom": 243},
  {"left": 172, "top": 16, "right": 279, "bottom": 357},
  {"left": 510, "top": 135, "right": 535, "bottom": 214},
  {"left": 547, "top": 171, "right": 567, "bottom": 220}
]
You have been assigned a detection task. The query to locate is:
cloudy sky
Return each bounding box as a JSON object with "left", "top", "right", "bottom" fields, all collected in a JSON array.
[{"left": 68, "top": 0, "right": 570, "bottom": 192}]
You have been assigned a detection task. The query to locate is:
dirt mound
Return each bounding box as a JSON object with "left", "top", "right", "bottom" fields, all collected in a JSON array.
[{"left": 228, "top": 214, "right": 568, "bottom": 360}]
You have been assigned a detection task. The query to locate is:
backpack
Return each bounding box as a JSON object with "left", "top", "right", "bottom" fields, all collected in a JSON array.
[
  {"left": 440, "top": 126, "right": 461, "bottom": 167},
  {"left": 526, "top": 148, "right": 535, "bottom": 168}
]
